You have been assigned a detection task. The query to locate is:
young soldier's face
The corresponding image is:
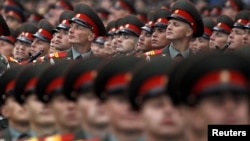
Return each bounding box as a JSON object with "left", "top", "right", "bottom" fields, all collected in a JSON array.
[
  {"left": 54, "top": 29, "right": 71, "bottom": 51},
  {"left": 142, "top": 95, "right": 185, "bottom": 138},
  {"left": 0, "top": 40, "right": 14, "bottom": 57},
  {"left": 111, "top": 34, "right": 119, "bottom": 54},
  {"left": 25, "top": 95, "right": 55, "bottom": 126},
  {"left": 166, "top": 19, "right": 193, "bottom": 41},
  {"left": 91, "top": 42, "right": 105, "bottom": 57},
  {"left": 104, "top": 36, "right": 115, "bottom": 56},
  {"left": 31, "top": 38, "right": 50, "bottom": 56},
  {"left": 77, "top": 93, "right": 109, "bottom": 127},
  {"left": 242, "top": 29, "right": 250, "bottom": 45},
  {"left": 69, "top": 23, "right": 94, "bottom": 45},
  {"left": 209, "top": 31, "right": 228, "bottom": 50},
  {"left": 152, "top": 27, "right": 169, "bottom": 48},
  {"left": 191, "top": 37, "right": 209, "bottom": 54},
  {"left": 13, "top": 40, "right": 31, "bottom": 60},
  {"left": 49, "top": 95, "right": 81, "bottom": 130},
  {"left": 1, "top": 97, "right": 29, "bottom": 124},
  {"left": 116, "top": 33, "right": 137, "bottom": 54},
  {"left": 106, "top": 95, "right": 143, "bottom": 132},
  {"left": 138, "top": 30, "right": 152, "bottom": 51},
  {"left": 228, "top": 28, "right": 245, "bottom": 50}
]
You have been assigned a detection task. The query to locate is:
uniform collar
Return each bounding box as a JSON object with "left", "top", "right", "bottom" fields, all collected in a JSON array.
[
  {"left": 169, "top": 44, "right": 190, "bottom": 59},
  {"left": 72, "top": 46, "right": 91, "bottom": 59}
]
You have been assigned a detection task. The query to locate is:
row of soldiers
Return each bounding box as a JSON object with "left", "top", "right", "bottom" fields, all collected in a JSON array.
[{"left": 0, "top": 0, "right": 249, "bottom": 141}]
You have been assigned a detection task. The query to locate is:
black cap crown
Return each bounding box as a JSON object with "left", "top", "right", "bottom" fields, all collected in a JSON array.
[
  {"left": 119, "top": 15, "right": 144, "bottom": 37},
  {"left": 213, "top": 15, "right": 234, "bottom": 35},
  {"left": 33, "top": 19, "right": 54, "bottom": 43},
  {"left": 106, "top": 20, "right": 117, "bottom": 36},
  {"left": 0, "top": 28, "right": 18, "bottom": 45},
  {"left": 16, "top": 23, "right": 38, "bottom": 44}
]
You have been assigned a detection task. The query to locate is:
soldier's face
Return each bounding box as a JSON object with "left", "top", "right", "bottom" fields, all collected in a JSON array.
[
  {"left": 152, "top": 27, "right": 169, "bottom": 48},
  {"left": 209, "top": 31, "right": 228, "bottom": 50},
  {"left": 104, "top": 36, "right": 115, "bottom": 56},
  {"left": 24, "top": 95, "right": 55, "bottom": 127},
  {"left": 69, "top": 23, "right": 94, "bottom": 45},
  {"left": 228, "top": 28, "right": 245, "bottom": 50},
  {"left": 242, "top": 29, "right": 250, "bottom": 45},
  {"left": 191, "top": 93, "right": 249, "bottom": 132},
  {"left": 106, "top": 95, "right": 143, "bottom": 132},
  {"left": 142, "top": 95, "right": 185, "bottom": 139},
  {"left": 116, "top": 33, "right": 137, "bottom": 54},
  {"left": 49, "top": 95, "right": 81, "bottom": 131},
  {"left": 166, "top": 19, "right": 193, "bottom": 41},
  {"left": 91, "top": 42, "right": 105, "bottom": 57},
  {"left": 13, "top": 40, "right": 31, "bottom": 60},
  {"left": 138, "top": 30, "right": 152, "bottom": 51},
  {"left": 5, "top": 16, "right": 21, "bottom": 30},
  {"left": 0, "top": 40, "right": 14, "bottom": 57},
  {"left": 111, "top": 34, "right": 119, "bottom": 54},
  {"left": 50, "top": 34, "right": 58, "bottom": 53},
  {"left": 54, "top": 29, "right": 71, "bottom": 51},
  {"left": 31, "top": 38, "right": 50, "bottom": 56},
  {"left": 1, "top": 97, "right": 29, "bottom": 124},
  {"left": 191, "top": 37, "right": 209, "bottom": 54},
  {"left": 77, "top": 93, "right": 109, "bottom": 128}
]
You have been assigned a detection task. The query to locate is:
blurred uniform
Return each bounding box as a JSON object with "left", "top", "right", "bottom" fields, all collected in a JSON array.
[
  {"left": 63, "top": 57, "right": 109, "bottom": 139},
  {"left": 94, "top": 56, "right": 145, "bottom": 141},
  {"left": 4, "top": 5, "right": 25, "bottom": 30},
  {"left": 165, "top": 0, "right": 204, "bottom": 63},
  {"left": 13, "top": 63, "right": 56, "bottom": 138},
  {"left": 167, "top": 53, "right": 250, "bottom": 141}
]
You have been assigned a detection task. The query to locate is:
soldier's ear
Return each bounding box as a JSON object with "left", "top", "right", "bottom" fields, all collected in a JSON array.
[
  {"left": 88, "top": 32, "right": 96, "bottom": 42},
  {"left": 185, "top": 27, "right": 193, "bottom": 37},
  {"left": 1, "top": 105, "right": 10, "bottom": 118}
]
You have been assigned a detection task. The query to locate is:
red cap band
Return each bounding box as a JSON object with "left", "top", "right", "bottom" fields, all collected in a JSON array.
[
  {"left": 37, "top": 28, "right": 53, "bottom": 40},
  {"left": 115, "top": 1, "right": 133, "bottom": 13},
  {"left": 19, "top": 32, "right": 34, "bottom": 41},
  {"left": 204, "top": 27, "right": 213, "bottom": 36},
  {"left": 139, "top": 75, "right": 167, "bottom": 96},
  {"left": 24, "top": 78, "right": 38, "bottom": 93},
  {"left": 61, "top": 19, "right": 70, "bottom": 26},
  {"left": 6, "top": 10, "right": 22, "bottom": 21},
  {"left": 73, "top": 70, "right": 97, "bottom": 90},
  {"left": 216, "top": 22, "right": 232, "bottom": 33},
  {"left": 28, "top": 14, "right": 42, "bottom": 22},
  {"left": 226, "top": 0, "right": 240, "bottom": 11},
  {"left": 191, "top": 70, "right": 247, "bottom": 95},
  {"left": 155, "top": 18, "right": 168, "bottom": 25},
  {"left": 236, "top": 19, "right": 249, "bottom": 25},
  {"left": 45, "top": 77, "right": 63, "bottom": 95},
  {"left": 5, "top": 80, "right": 15, "bottom": 94},
  {"left": 74, "top": 13, "right": 99, "bottom": 36},
  {"left": 172, "top": 9, "right": 196, "bottom": 33},
  {"left": 56, "top": 1, "right": 72, "bottom": 10},
  {"left": 105, "top": 73, "right": 131, "bottom": 91},
  {"left": 124, "top": 24, "right": 141, "bottom": 35},
  {"left": 109, "top": 27, "right": 116, "bottom": 33}
]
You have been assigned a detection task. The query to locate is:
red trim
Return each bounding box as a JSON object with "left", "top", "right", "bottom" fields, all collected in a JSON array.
[
  {"left": 6, "top": 35, "right": 15, "bottom": 43},
  {"left": 139, "top": 75, "right": 167, "bottom": 96},
  {"left": 98, "top": 12, "right": 109, "bottom": 20},
  {"left": 109, "top": 27, "right": 116, "bottom": 33},
  {"left": 56, "top": 1, "right": 72, "bottom": 10},
  {"left": 37, "top": 28, "right": 53, "bottom": 40},
  {"left": 172, "top": 9, "right": 196, "bottom": 33},
  {"left": 6, "top": 10, "right": 22, "bottom": 21},
  {"left": 19, "top": 32, "right": 34, "bottom": 41},
  {"left": 61, "top": 19, "right": 70, "bottom": 26},
  {"left": 227, "top": 0, "right": 240, "bottom": 11},
  {"left": 45, "top": 77, "right": 63, "bottom": 95},
  {"left": 204, "top": 27, "right": 213, "bottom": 36},
  {"left": 191, "top": 70, "right": 247, "bottom": 95},
  {"left": 24, "top": 78, "right": 38, "bottom": 93},
  {"left": 73, "top": 70, "right": 96, "bottom": 90},
  {"left": 236, "top": 19, "right": 248, "bottom": 25},
  {"left": 5, "top": 80, "right": 15, "bottom": 93},
  {"left": 47, "top": 52, "right": 67, "bottom": 59},
  {"left": 155, "top": 18, "right": 168, "bottom": 25},
  {"left": 124, "top": 24, "right": 141, "bottom": 35},
  {"left": 216, "top": 22, "right": 231, "bottom": 33},
  {"left": 144, "top": 49, "right": 163, "bottom": 56},
  {"left": 74, "top": 13, "right": 99, "bottom": 36},
  {"left": 146, "top": 21, "right": 154, "bottom": 27},
  {"left": 137, "top": 14, "right": 147, "bottom": 23},
  {"left": 115, "top": 1, "right": 133, "bottom": 13},
  {"left": 59, "top": 133, "right": 75, "bottom": 141},
  {"left": 28, "top": 14, "right": 42, "bottom": 22},
  {"left": 105, "top": 73, "right": 131, "bottom": 91}
]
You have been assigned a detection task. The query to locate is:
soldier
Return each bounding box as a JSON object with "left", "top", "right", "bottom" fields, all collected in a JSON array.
[
  {"left": 36, "top": 62, "right": 82, "bottom": 139},
  {"left": 0, "top": 28, "right": 18, "bottom": 57},
  {"left": 0, "top": 66, "right": 31, "bottom": 140},
  {"left": 14, "top": 63, "right": 56, "bottom": 138},
  {"left": 3, "top": 5, "right": 25, "bottom": 29},
  {"left": 145, "top": 9, "right": 171, "bottom": 60},
  {"left": 110, "top": 0, "right": 135, "bottom": 21},
  {"left": 227, "top": 10, "right": 250, "bottom": 51},
  {"left": 68, "top": 4, "right": 106, "bottom": 60},
  {"left": 63, "top": 57, "right": 110, "bottom": 139},
  {"left": 91, "top": 36, "right": 107, "bottom": 57},
  {"left": 242, "top": 21, "right": 250, "bottom": 45},
  {"left": 221, "top": 0, "right": 244, "bottom": 20},
  {"left": 167, "top": 53, "right": 250, "bottom": 141},
  {"left": 190, "top": 17, "right": 216, "bottom": 54},
  {"left": 209, "top": 15, "right": 234, "bottom": 52},
  {"left": 104, "top": 20, "right": 117, "bottom": 58},
  {"left": 30, "top": 19, "right": 54, "bottom": 57},
  {"left": 116, "top": 15, "right": 144, "bottom": 56},
  {"left": 26, "top": 11, "right": 44, "bottom": 24},
  {"left": 52, "top": 10, "right": 75, "bottom": 52},
  {"left": 128, "top": 59, "right": 187, "bottom": 141},
  {"left": 13, "top": 23, "right": 38, "bottom": 63},
  {"left": 94, "top": 56, "right": 145, "bottom": 141},
  {"left": 165, "top": 0, "right": 204, "bottom": 61}
]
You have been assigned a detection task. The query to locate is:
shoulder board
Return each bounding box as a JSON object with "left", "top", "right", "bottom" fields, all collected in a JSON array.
[
  {"left": 6, "top": 56, "right": 19, "bottom": 64},
  {"left": 144, "top": 49, "right": 163, "bottom": 56},
  {"left": 47, "top": 52, "right": 67, "bottom": 59}
]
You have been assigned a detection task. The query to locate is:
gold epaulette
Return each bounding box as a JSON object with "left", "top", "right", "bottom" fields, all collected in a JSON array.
[
  {"left": 47, "top": 52, "right": 67, "bottom": 59},
  {"left": 6, "top": 56, "right": 19, "bottom": 64},
  {"left": 144, "top": 49, "right": 163, "bottom": 56}
]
